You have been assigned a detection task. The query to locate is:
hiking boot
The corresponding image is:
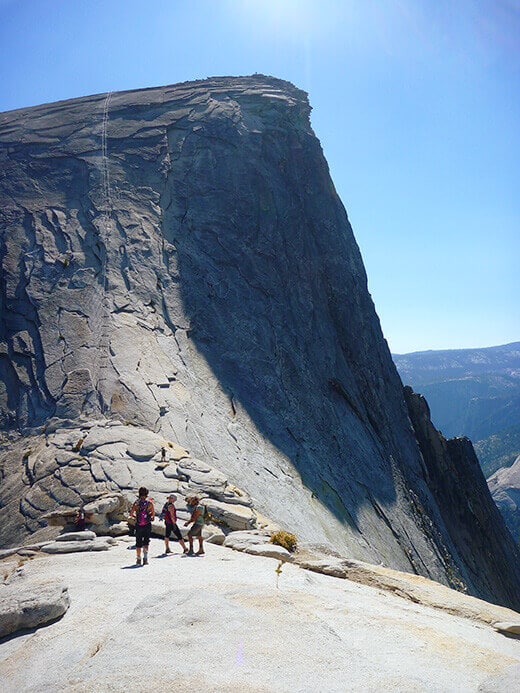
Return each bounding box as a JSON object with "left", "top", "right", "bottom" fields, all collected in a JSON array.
[
  {"left": 143, "top": 555, "right": 148, "bottom": 565},
  {"left": 136, "top": 557, "right": 142, "bottom": 566},
  {"left": 165, "top": 547, "right": 172, "bottom": 554},
  {"left": 196, "top": 550, "right": 205, "bottom": 556}
]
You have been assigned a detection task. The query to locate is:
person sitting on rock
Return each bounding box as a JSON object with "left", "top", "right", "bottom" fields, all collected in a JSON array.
[
  {"left": 162, "top": 494, "right": 188, "bottom": 555},
  {"left": 184, "top": 495, "right": 205, "bottom": 556},
  {"left": 130, "top": 487, "right": 155, "bottom": 566},
  {"left": 74, "top": 505, "right": 87, "bottom": 531}
]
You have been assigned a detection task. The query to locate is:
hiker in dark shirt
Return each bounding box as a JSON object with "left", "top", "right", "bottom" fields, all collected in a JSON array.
[
  {"left": 162, "top": 494, "right": 188, "bottom": 555},
  {"left": 130, "top": 487, "right": 155, "bottom": 566}
]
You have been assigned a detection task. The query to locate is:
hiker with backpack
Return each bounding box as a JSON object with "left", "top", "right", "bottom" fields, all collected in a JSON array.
[
  {"left": 160, "top": 494, "right": 188, "bottom": 555},
  {"left": 184, "top": 495, "right": 205, "bottom": 555},
  {"left": 130, "top": 487, "right": 155, "bottom": 565}
]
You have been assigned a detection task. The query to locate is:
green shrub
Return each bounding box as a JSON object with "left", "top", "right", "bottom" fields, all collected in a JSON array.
[
  {"left": 270, "top": 530, "right": 297, "bottom": 552},
  {"left": 72, "top": 438, "right": 84, "bottom": 452}
]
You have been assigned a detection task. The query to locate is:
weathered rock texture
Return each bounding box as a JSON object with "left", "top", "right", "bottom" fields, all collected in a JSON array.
[
  {"left": 402, "top": 387, "right": 520, "bottom": 610},
  {"left": 0, "top": 567, "right": 69, "bottom": 638},
  {"left": 1, "top": 542, "right": 519, "bottom": 692},
  {"left": 488, "top": 454, "right": 520, "bottom": 541},
  {"left": 1, "top": 75, "right": 520, "bottom": 609}
]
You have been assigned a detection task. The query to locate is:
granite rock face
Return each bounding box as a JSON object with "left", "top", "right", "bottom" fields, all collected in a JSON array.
[
  {"left": 403, "top": 387, "right": 520, "bottom": 609},
  {"left": 488, "top": 455, "right": 520, "bottom": 541},
  {"left": 2, "top": 542, "right": 519, "bottom": 692},
  {"left": 1, "top": 75, "right": 520, "bottom": 609}
]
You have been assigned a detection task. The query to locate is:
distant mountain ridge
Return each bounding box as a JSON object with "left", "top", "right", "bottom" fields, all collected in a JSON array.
[
  {"left": 393, "top": 342, "right": 520, "bottom": 477},
  {"left": 394, "top": 342, "right": 520, "bottom": 386}
]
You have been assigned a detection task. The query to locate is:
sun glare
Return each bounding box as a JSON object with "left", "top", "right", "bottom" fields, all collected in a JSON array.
[{"left": 233, "top": 0, "right": 343, "bottom": 43}]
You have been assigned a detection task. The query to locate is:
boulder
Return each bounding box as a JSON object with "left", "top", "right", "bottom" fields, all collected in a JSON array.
[
  {"left": 244, "top": 543, "right": 293, "bottom": 560},
  {"left": 55, "top": 530, "right": 97, "bottom": 542},
  {"left": 205, "top": 499, "right": 257, "bottom": 531},
  {"left": 42, "top": 508, "right": 80, "bottom": 528},
  {"left": 84, "top": 494, "right": 126, "bottom": 520},
  {"left": 0, "top": 570, "right": 69, "bottom": 638},
  {"left": 203, "top": 526, "right": 226, "bottom": 545},
  {"left": 126, "top": 441, "right": 157, "bottom": 461},
  {"left": 104, "top": 521, "right": 130, "bottom": 537},
  {"left": 223, "top": 530, "right": 272, "bottom": 551},
  {"left": 41, "top": 537, "right": 114, "bottom": 553},
  {"left": 494, "top": 622, "right": 520, "bottom": 635},
  {"left": 177, "top": 458, "right": 228, "bottom": 494},
  {"left": 212, "top": 484, "right": 253, "bottom": 507},
  {"left": 162, "top": 442, "right": 189, "bottom": 461}
]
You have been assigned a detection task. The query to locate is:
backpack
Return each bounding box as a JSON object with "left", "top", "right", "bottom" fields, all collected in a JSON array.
[
  {"left": 161, "top": 502, "right": 176, "bottom": 524},
  {"left": 136, "top": 498, "right": 151, "bottom": 526}
]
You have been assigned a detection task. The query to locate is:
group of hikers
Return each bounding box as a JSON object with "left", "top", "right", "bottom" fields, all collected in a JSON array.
[{"left": 129, "top": 486, "right": 205, "bottom": 566}]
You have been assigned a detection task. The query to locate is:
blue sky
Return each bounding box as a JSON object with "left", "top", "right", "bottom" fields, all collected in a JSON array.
[{"left": 1, "top": 0, "right": 518, "bottom": 353}]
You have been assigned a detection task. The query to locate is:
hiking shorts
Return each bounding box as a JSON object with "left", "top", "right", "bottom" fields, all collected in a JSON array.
[
  {"left": 188, "top": 523, "right": 203, "bottom": 538},
  {"left": 165, "top": 522, "right": 182, "bottom": 541},
  {"left": 135, "top": 524, "right": 152, "bottom": 548}
]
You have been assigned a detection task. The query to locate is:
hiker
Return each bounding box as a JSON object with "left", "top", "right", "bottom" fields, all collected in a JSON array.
[
  {"left": 184, "top": 495, "right": 205, "bottom": 555},
  {"left": 160, "top": 447, "right": 167, "bottom": 464},
  {"left": 161, "top": 494, "right": 188, "bottom": 555},
  {"left": 74, "top": 505, "right": 87, "bottom": 531},
  {"left": 130, "top": 487, "right": 155, "bottom": 565}
]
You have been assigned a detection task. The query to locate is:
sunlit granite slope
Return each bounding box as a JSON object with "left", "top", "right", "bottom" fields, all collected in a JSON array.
[{"left": 1, "top": 75, "right": 519, "bottom": 608}]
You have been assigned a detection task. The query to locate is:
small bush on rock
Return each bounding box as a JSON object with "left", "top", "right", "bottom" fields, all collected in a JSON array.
[
  {"left": 72, "top": 438, "right": 84, "bottom": 452},
  {"left": 270, "top": 530, "right": 297, "bottom": 552}
]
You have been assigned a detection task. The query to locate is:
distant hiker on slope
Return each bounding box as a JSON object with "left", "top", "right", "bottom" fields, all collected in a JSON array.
[
  {"left": 130, "top": 487, "right": 155, "bottom": 566},
  {"left": 161, "top": 494, "right": 188, "bottom": 555},
  {"left": 184, "top": 495, "right": 205, "bottom": 556}
]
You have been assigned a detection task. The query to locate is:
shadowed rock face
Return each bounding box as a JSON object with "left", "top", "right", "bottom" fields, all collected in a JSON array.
[
  {"left": 403, "top": 387, "right": 520, "bottom": 609},
  {"left": 1, "top": 75, "right": 519, "bottom": 608}
]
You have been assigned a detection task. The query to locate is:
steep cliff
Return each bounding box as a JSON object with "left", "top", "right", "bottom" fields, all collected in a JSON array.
[
  {"left": 403, "top": 387, "right": 520, "bottom": 608},
  {"left": 1, "top": 75, "right": 519, "bottom": 608}
]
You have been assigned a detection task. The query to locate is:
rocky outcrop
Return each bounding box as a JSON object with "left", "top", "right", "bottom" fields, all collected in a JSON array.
[
  {"left": 223, "top": 530, "right": 293, "bottom": 561},
  {"left": 41, "top": 531, "right": 115, "bottom": 553},
  {"left": 403, "top": 387, "right": 520, "bottom": 610},
  {"left": 0, "top": 421, "right": 266, "bottom": 546},
  {"left": 393, "top": 342, "right": 520, "bottom": 478},
  {"left": 295, "top": 547, "right": 520, "bottom": 629},
  {"left": 488, "top": 455, "right": 520, "bottom": 540},
  {"left": 1, "top": 75, "right": 520, "bottom": 609}
]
